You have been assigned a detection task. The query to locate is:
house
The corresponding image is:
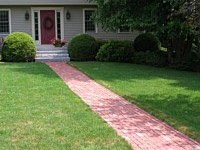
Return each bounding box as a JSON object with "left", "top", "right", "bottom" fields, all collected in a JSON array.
[{"left": 0, "top": 0, "right": 137, "bottom": 62}]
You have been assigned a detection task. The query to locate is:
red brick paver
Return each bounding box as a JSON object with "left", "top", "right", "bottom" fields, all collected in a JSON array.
[{"left": 46, "top": 62, "right": 200, "bottom": 150}]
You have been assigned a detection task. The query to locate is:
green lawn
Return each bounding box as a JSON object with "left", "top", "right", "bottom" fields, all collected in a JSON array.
[
  {"left": 70, "top": 62, "right": 200, "bottom": 142},
  {"left": 0, "top": 63, "right": 131, "bottom": 150}
]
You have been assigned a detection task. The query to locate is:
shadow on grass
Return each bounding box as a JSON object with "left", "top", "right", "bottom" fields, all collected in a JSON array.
[{"left": 71, "top": 62, "right": 200, "bottom": 91}]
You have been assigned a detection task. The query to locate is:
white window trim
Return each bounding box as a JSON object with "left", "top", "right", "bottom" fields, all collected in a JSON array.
[
  {"left": 55, "top": 10, "right": 62, "bottom": 40},
  {"left": 32, "top": 10, "right": 41, "bottom": 45},
  {"left": 83, "top": 8, "right": 98, "bottom": 34},
  {"left": 31, "top": 7, "right": 64, "bottom": 45},
  {"left": 0, "top": 9, "right": 12, "bottom": 35}
]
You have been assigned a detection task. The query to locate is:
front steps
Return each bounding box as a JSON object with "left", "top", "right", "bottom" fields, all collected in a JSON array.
[{"left": 35, "top": 45, "right": 70, "bottom": 62}]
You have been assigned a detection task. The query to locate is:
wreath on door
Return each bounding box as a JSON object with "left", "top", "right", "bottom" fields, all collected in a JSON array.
[{"left": 44, "top": 17, "right": 54, "bottom": 30}]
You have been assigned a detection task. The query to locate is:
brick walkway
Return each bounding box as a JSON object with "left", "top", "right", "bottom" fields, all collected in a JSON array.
[{"left": 46, "top": 62, "right": 200, "bottom": 150}]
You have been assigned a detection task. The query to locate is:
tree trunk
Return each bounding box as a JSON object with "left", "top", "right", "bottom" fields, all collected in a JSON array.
[
  {"left": 174, "top": 37, "right": 185, "bottom": 63},
  {"left": 167, "top": 35, "right": 194, "bottom": 64},
  {"left": 171, "top": 35, "right": 194, "bottom": 63},
  {"left": 182, "top": 35, "right": 194, "bottom": 61},
  {"left": 167, "top": 39, "right": 174, "bottom": 64}
]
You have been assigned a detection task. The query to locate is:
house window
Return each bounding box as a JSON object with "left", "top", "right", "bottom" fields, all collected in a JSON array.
[
  {"left": 84, "top": 9, "right": 97, "bottom": 33},
  {"left": 56, "top": 11, "right": 61, "bottom": 39},
  {"left": 0, "top": 10, "right": 10, "bottom": 34},
  {"left": 34, "top": 12, "right": 39, "bottom": 41}
]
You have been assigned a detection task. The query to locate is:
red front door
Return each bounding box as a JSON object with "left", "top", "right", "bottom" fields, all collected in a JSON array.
[{"left": 40, "top": 10, "right": 56, "bottom": 44}]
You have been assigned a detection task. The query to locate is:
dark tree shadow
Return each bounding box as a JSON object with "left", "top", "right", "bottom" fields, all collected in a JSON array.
[{"left": 73, "top": 62, "right": 200, "bottom": 91}]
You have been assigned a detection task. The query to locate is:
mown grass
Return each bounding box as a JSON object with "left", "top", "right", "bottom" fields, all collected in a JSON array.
[
  {"left": 0, "top": 63, "right": 132, "bottom": 150},
  {"left": 70, "top": 62, "right": 200, "bottom": 142}
]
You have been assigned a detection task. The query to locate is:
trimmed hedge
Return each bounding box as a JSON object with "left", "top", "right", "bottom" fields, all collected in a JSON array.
[
  {"left": 68, "top": 34, "right": 98, "bottom": 61},
  {"left": 169, "top": 61, "right": 200, "bottom": 72},
  {"left": 96, "top": 39, "right": 108, "bottom": 50},
  {"left": 1, "top": 32, "right": 36, "bottom": 62},
  {"left": 134, "top": 33, "right": 161, "bottom": 52},
  {"left": 96, "top": 40, "right": 134, "bottom": 62},
  {"left": 169, "top": 51, "right": 200, "bottom": 72},
  {"left": 132, "top": 51, "right": 168, "bottom": 67}
]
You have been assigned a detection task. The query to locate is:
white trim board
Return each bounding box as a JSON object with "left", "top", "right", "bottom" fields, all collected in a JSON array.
[{"left": 31, "top": 7, "right": 64, "bottom": 45}]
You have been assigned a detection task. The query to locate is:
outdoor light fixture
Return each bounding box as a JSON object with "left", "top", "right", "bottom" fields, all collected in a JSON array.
[
  {"left": 66, "top": 10, "right": 71, "bottom": 20},
  {"left": 25, "top": 11, "right": 29, "bottom": 20}
]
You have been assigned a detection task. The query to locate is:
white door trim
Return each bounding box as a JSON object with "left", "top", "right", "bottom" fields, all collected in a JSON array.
[{"left": 31, "top": 7, "right": 64, "bottom": 45}]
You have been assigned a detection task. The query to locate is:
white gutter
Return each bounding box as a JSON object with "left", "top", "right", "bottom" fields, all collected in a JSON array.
[{"left": 0, "top": 3, "right": 97, "bottom": 5}]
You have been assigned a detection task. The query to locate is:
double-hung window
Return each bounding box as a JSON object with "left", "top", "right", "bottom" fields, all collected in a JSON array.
[
  {"left": 0, "top": 10, "right": 11, "bottom": 34},
  {"left": 83, "top": 9, "right": 97, "bottom": 33}
]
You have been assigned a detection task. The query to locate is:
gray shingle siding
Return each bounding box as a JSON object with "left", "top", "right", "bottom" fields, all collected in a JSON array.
[
  {"left": 11, "top": 7, "right": 32, "bottom": 35},
  {"left": 0, "top": 5, "right": 137, "bottom": 44}
]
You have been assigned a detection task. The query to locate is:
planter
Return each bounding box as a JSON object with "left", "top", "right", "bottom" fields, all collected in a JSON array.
[
  {"left": 53, "top": 44, "right": 65, "bottom": 48},
  {"left": 51, "top": 38, "right": 66, "bottom": 48}
]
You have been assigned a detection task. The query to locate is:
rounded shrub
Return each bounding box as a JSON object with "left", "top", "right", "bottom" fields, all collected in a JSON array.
[
  {"left": 96, "top": 39, "right": 108, "bottom": 50},
  {"left": 96, "top": 40, "right": 134, "bottom": 62},
  {"left": 1, "top": 32, "right": 36, "bottom": 62},
  {"left": 134, "top": 33, "right": 161, "bottom": 52},
  {"left": 68, "top": 34, "right": 98, "bottom": 61}
]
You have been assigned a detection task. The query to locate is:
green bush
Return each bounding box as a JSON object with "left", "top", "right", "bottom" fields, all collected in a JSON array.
[
  {"left": 134, "top": 33, "right": 161, "bottom": 52},
  {"left": 169, "top": 60, "right": 200, "bottom": 72},
  {"left": 191, "top": 50, "right": 200, "bottom": 61},
  {"left": 193, "top": 36, "right": 200, "bottom": 51},
  {"left": 96, "top": 40, "right": 134, "bottom": 62},
  {"left": 96, "top": 39, "right": 108, "bottom": 50},
  {"left": 169, "top": 51, "right": 200, "bottom": 72},
  {"left": 68, "top": 34, "right": 98, "bottom": 61},
  {"left": 132, "top": 51, "right": 168, "bottom": 67},
  {"left": 1, "top": 32, "right": 36, "bottom": 62}
]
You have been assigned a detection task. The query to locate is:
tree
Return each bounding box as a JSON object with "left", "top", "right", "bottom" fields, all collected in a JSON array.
[{"left": 89, "top": 0, "right": 200, "bottom": 63}]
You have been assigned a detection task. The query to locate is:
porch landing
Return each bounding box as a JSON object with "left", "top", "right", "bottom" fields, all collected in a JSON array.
[{"left": 35, "top": 45, "right": 70, "bottom": 62}]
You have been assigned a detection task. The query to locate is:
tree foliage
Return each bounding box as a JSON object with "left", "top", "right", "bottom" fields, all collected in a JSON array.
[{"left": 89, "top": 0, "right": 200, "bottom": 63}]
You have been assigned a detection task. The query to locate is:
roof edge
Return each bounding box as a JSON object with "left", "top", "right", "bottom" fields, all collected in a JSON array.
[{"left": 0, "top": 3, "right": 97, "bottom": 6}]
